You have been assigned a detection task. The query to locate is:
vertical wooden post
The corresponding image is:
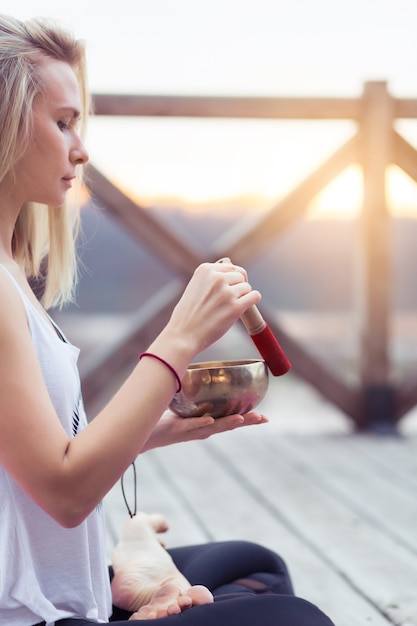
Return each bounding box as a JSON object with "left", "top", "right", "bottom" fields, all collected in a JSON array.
[{"left": 358, "top": 82, "right": 395, "bottom": 430}]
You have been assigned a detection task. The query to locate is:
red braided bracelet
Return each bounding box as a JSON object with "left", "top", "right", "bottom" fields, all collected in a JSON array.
[{"left": 139, "top": 352, "right": 182, "bottom": 393}]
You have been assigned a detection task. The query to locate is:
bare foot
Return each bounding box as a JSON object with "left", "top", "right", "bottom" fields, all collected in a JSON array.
[
  {"left": 111, "top": 513, "right": 213, "bottom": 616},
  {"left": 129, "top": 583, "right": 213, "bottom": 620}
]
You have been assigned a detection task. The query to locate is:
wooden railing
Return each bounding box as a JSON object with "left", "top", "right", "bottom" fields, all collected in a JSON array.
[{"left": 81, "top": 81, "right": 417, "bottom": 432}]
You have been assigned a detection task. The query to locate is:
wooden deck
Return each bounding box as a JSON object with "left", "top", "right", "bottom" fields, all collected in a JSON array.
[{"left": 103, "top": 375, "right": 417, "bottom": 626}]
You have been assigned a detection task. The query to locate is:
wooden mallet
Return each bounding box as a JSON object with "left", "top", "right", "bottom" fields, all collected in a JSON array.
[{"left": 217, "top": 258, "right": 291, "bottom": 376}]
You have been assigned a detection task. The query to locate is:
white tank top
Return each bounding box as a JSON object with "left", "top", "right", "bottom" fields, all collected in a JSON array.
[{"left": 0, "top": 265, "right": 112, "bottom": 625}]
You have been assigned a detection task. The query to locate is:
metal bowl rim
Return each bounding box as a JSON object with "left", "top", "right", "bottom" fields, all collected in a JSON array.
[{"left": 187, "top": 359, "right": 266, "bottom": 372}]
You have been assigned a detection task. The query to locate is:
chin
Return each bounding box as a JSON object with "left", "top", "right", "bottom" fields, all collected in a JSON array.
[
  {"left": 32, "top": 193, "right": 66, "bottom": 207},
  {"left": 46, "top": 195, "right": 67, "bottom": 208}
]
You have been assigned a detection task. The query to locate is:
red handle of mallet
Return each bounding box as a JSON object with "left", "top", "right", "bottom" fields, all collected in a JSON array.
[
  {"left": 216, "top": 257, "right": 291, "bottom": 376},
  {"left": 240, "top": 305, "right": 291, "bottom": 376}
]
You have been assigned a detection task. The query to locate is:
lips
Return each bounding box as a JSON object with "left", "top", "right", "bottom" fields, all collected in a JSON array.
[{"left": 62, "top": 177, "right": 74, "bottom": 189}]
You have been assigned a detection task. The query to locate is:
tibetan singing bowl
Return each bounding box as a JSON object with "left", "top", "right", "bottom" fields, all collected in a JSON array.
[{"left": 169, "top": 359, "right": 269, "bottom": 419}]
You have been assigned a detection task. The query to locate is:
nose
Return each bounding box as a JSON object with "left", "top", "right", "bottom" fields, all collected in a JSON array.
[{"left": 70, "top": 136, "right": 89, "bottom": 165}]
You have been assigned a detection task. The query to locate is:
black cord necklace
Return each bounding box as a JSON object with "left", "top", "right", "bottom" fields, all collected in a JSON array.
[{"left": 121, "top": 460, "right": 137, "bottom": 518}]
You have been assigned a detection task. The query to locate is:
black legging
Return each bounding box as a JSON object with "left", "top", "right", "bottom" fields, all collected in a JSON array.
[{"left": 55, "top": 541, "right": 335, "bottom": 626}]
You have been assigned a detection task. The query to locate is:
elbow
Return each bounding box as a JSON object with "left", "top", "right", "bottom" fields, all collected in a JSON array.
[
  {"left": 44, "top": 493, "right": 97, "bottom": 529},
  {"left": 42, "top": 465, "right": 101, "bottom": 528},
  {"left": 55, "top": 510, "right": 89, "bottom": 529},
  {"left": 52, "top": 506, "right": 94, "bottom": 529}
]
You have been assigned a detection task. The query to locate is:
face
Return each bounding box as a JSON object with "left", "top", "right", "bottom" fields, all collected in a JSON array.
[{"left": 12, "top": 57, "right": 89, "bottom": 208}]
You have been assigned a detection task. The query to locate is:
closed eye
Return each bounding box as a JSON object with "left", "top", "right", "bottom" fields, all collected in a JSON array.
[
  {"left": 56, "top": 107, "right": 81, "bottom": 133},
  {"left": 58, "top": 116, "right": 81, "bottom": 133},
  {"left": 58, "top": 120, "right": 70, "bottom": 131}
]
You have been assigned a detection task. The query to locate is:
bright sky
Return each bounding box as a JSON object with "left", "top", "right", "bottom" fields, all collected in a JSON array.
[{"left": 3, "top": 0, "right": 417, "bottom": 217}]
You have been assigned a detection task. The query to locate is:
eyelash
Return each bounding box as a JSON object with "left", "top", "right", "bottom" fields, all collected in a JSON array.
[{"left": 58, "top": 120, "right": 70, "bottom": 131}]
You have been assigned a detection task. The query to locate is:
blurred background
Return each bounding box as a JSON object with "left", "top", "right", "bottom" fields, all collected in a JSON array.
[{"left": 3, "top": 0, "right": 417, "bottom": 432}]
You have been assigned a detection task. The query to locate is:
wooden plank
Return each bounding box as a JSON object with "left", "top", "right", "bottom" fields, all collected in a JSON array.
[
  {"left": 345, "top": 435, "right": 417, "bottom": 489},
  {"left": 276, "top": 435, "right": 417, "bottom": 554},
  {"left": 208, "top": 430, "right": 417, "bottom": 625},
  {"left": 148, "top": 436, "right": 392, "bottom": 626},
  {"left": 92, "top": 94, "right": 361, "bottom": 120}
]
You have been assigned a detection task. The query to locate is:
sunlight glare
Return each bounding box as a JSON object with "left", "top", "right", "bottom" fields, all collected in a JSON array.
[
  {"left": 387, "top": 166, "right": 417, "bottom": 218},
  {"left": 307, "top": 166, "right": 362, "bottom": 220}
]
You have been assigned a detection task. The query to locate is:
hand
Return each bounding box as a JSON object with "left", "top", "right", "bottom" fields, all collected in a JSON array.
[
  {"left": 165, "top": 261, "right": 261, "bottom": 356},
  {"left": 141, "top": 409, "right": 268, "bottom": 453}
]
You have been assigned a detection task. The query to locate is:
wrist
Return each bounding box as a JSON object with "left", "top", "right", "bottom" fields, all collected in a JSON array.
[
  {"left": 146, "top": 327, "right": 196, "bottom": 381},
  {"left": 139, "top": 353, "right": 182, "bottom": 393}
]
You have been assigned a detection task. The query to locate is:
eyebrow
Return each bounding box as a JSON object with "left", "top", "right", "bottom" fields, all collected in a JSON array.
[{"left": 57, "top": 107, "right": 81, "bottom": 119}]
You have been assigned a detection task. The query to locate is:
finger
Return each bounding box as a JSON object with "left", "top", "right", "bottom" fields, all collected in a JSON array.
[
  {"left": 210, "top": 412, "right": 267, "bottom": 430},
  {"left": 174, "top": 412, "right": 267, "bottom": 441},
  {"left": 230, "top": 281, "right": 254, "bottom": 299},
  {"left": 215, "top": 258, "right": 248, "bottom": 282},
  {"left": 241, "top": 411, "right": 269, "bottom": 424},
  {"left": 225, "top": 273, "right": 248, "bottom": 288},
  {"left": 178, "top": 415, "right": 216, "bottom": 430},
  {"left": 197, "top": 414, "right": 246, "bottom": 437}
]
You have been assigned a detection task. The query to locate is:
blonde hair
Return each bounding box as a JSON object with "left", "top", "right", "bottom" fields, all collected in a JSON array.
[{"left": 0, "top": 14, "right": 90, "bottom": 309}]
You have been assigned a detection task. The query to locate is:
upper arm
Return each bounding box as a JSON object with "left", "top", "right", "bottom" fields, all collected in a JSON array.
[{"left": 0, "top": 274, "right": 70, "bottom": 514}]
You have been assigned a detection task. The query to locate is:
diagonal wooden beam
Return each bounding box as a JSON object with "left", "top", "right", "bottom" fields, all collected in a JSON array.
[
  {"left": 392, "top": 129, "right": 417, "bottom": 184},
  {"left": 254, "top": 302, "right": 363, "bottom": 425},
  {"left": 85, "top": 164, "right": 204, "bottom": 278},
  {"left": 211, "top": 132, "right": 361, "bottom": 264}
]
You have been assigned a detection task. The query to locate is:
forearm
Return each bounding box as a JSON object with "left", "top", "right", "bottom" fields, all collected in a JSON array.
[{"left": 59, "top": 330, "right": 194, "bottom": 525}]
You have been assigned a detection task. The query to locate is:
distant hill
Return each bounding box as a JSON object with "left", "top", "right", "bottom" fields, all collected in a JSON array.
[{"left": 65, "top": 202, "right": 417, "bottom": 314}]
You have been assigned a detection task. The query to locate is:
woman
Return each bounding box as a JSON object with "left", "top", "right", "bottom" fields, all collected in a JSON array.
[{"left": 0, "top": 14, "right": 334, "bottom": 626}]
